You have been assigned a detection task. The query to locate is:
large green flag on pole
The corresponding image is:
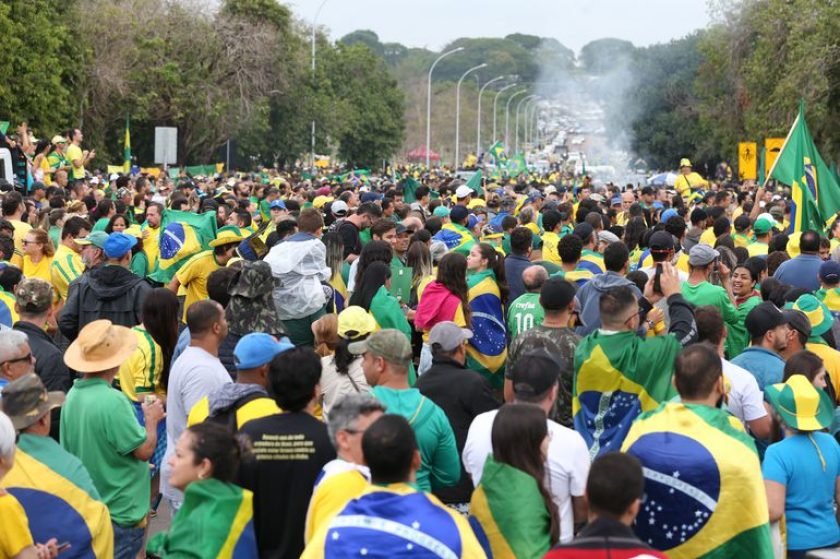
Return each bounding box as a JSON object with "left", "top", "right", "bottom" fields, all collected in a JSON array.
[
  {"left": 465, "top": 170, "right": 483, "bottom": 195},
  {"left": 766, "top": 99, "right": 840, "bottom": 232},
  {"left": 123, "top": 117, "right": 131, "bottom": 173},
  {"left": 757, "top": 146, "right": 766, "bottom": 185}
]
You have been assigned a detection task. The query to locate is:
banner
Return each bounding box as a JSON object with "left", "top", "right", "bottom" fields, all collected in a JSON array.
[
  {"left": 764, "top": 138, "right": 785, "bottom": 176},
  {"left": 738, "top": 142, "right": 757, "bottom": 180}
]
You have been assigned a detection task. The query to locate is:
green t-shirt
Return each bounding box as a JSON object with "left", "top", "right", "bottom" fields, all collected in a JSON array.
[
  {"left": 48, "top": 226, "right": 60, "bottom": 251},
  {"left": 60, "top": 377, "right": 149, "bottom": 526},
  {"left": 507, "top": 292, "right": 545, "bottom": 339},
  {"left": 682, "top": 280, "right": 745, "bottom": 358},
  {"left": 130, "top": 251, "right": 148, "bottom": 278}
]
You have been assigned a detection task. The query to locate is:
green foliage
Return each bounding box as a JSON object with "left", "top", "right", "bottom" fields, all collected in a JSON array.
[
  {"left": 339, "top": 30, "right": 386, "bottom": 57},
  {"left": 0, "top": 0, "right": 80, "bottom": 134}
]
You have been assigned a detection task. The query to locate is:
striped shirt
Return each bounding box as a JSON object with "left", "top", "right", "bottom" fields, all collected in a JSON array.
[
  {"left": 50, "top": 244, "right": 84, "bottom": 302},
  {"left": 117, "top": 326, "right": 163, "bottom": 402}
]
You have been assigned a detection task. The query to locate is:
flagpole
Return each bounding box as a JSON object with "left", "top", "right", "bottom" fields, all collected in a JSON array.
[{"left": 762, "top": 99, "right": 804, "bottom": 189}]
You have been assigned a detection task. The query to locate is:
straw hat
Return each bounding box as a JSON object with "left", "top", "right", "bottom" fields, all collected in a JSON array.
[
  {"left": 64, "top": 320, "right": 137, "bottom": 373},
  {"left": 765, "top": 375, "right": 834, "bottom": 432}
]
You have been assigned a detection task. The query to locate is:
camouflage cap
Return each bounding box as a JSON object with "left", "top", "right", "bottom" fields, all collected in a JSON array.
[
  {"left": 15, "top": 278, "right": 53, "bottom": 314},
  {"left": 348, "top": 329, "right": 412, "bottom": 368},
  {"left": 1, "top": 373, "right": 64, "bottom": 430}
]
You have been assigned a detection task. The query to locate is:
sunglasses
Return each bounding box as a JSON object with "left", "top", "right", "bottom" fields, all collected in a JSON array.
[{"left": 2, "top": 352, "right": 33, "bottom": 366}]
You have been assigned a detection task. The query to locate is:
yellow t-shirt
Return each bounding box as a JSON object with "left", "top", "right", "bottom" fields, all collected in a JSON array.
[
  {"left": 540, "top": 231, "right": 562, "bottom": 264},
  {"left": 747, "top": 241, "right": 769, "bottom": 257},
  {"left": 674, "top": 172, "right": 708, "bottom": 196},
  {"left": 699, "top": 227, "right": 717, "bottom": 246},
  {"left": 304, "top": 469, "right": 368, "bottom": 544},
  {"left": 8, "top": 219, "right": 31, "bottom": 268},
  {"left": 65, "top": 143, "right": 85, "bottom": 180},
  {"left": 807, "top": 342, "right": 840, "bottom": 404},
  {"left": 50, "top": 244, "right": 84, "bottom": 302},
  {"left": 187, "top": 393, "right": 281, "bottom": 429},
  {"left": 22, "top": 254, "right": 53, "bottom": 282},
  {"left": 0, "top": 492, "right": 34, "bottom": 558},
  {"left": 143, "top": 225, "right": 160, "bottom": 274},
  {"left": 117, "top": 326, "right": 164, "bottom": 402},
  {"left": 39, "top": 157, "right": 52, "bottom": 186},
  {"left": 176, "top": 250, "right": 219, "bottom": 322}
]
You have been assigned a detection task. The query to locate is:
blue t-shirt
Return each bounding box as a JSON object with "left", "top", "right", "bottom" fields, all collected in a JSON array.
[
  {"left": 730, "top": 346, "right": 785, "bottom": 390},
  {"left": 762, "top": 432, "right": 840, "bottom": 551}
]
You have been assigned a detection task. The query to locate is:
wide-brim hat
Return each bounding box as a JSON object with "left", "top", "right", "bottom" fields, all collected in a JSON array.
[
  {"left": 209, "top": 226, "right": 245, "bottom": 248},
  {"left": 64, "top": 320, "right": 137, "bottom": 373},
  {"left": 765, "top": 374, "right": 834, "bottom": 431}
]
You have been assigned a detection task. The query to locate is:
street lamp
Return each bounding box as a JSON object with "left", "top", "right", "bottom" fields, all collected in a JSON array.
[
  {"left": 523, "top": 97, "right": 540, "bottom": 151},
  {"left": 310, "top": 0, "right": 328, "bottom": 171},
  {"left": 454, "top": 63, "right": 486, "bottom": 168},
  {"left": 492, "top": 82, "right": 518, "bottom": 144},
  {"left": 476, "top": 75, "right": 504, "bottom": 156},
  {"left": 515, "top": 95, "right": 537, "bottom": 154},
  {"left": 425, "top": 47, "right": 464, "bottom": 168},
  {"left": 529, "top": 101, "right": 542, "bottom": 147},
  {"left": 504, "top": 89, "right": 528, "bottom": 153}
]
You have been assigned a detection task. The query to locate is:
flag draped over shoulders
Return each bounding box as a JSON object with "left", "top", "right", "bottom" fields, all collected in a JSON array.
[
  {"left": 573, "top": 330, "right": 680, "bottom": 459},
  {"left": 148, "top": 210, "right": 217, "bottom": 284},
  {"left": 465, "top": 269, "right": 507, "bottom": 388},
  {"left": 432, "top": 223, "right": 475, "bottom": 255},
  {"left": 4, "top": 444, "right": 113, "bottom": 558},
  {"left": 147, "top": 478, "right": 258, "bottom": 559},
  {"left": 469, "top": 456, "right": 551, "bottom": 559},
  {"left": 621, "top": 402, "right": 773, "bottom": 559}
]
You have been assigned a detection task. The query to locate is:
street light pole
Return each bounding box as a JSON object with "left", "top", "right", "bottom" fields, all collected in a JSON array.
[
  {"left": 505, "top": 89, "right": 528, "bottom": 153},
  {"left": 476, "top": 75, "right": 504, "bottom": 156},
  {"left": 425, "top": 47, "right": 464, "bottom": 168},
  {"left": 515, "top": 95, "right": 536, "bottom": 154},
  {"left": 523, "top": 97, "right": 539, "bottom": 151},
  {"left": 455, "top": 63, "right": 486, "bottom": 169},
  {"left": 492, "top": 82, "right": 517, "bottom": 145},
  {"left": 310, "top": 0, "right": 328, "bottom": 172}
]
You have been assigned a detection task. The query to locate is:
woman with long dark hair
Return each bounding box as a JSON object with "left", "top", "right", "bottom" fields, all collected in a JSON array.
[
  {"left": 348, "top": 240, "right": 392, "bottom": 296},
  {"left": 464, "top": 243, "right": 508, "bottom": 384},
  {"left": 471, "top": 403, "right": 560, "bottom": 557},
  {"left": 90, "top": 199, "right": 115, "bottom": 231},
  {"left": 414, "top": 251, "right": 471, "bottom": 375},
  {"left": 322, "top": 232, "right": 348, "bottom": 313},
  {"left": 319, "top": 306, "right": 375, "bottom": 419},
  {"left": 105, "top": 213, "right": 129, "bottom": 234},
  {"left": 623, "top": 216, "right": 647, "bottom": 270},
  {"left": 117, "top": 287, "right": 179, "bottom": 510}
]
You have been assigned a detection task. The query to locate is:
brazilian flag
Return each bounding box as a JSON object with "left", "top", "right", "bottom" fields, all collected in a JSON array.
[
  {"left": 148, "top": 209, "right": 217, "bottom": 284},
  {"left": 469, "top": 456, "right": 552, "bottom": 558},
  {"left": 573, "top": 330, "right": 680, "bottom": 458},
  {"left": 622, "top": 402, "right": 773, "bottom": 559},
  {"left": 505, "top": 153, "right": 528, "bottom": 177},
  {"left": 5, "top": 438, "right": 114, "bottom": 558},
  {"left": 465, "top": 269, "right": 507, "bottom": 388},
  {"left": 432, "top": 223, "right": 476, "bottom": 255},
  {"left": 147, "top": 478, "right": 258, "bottom": 558},
  {"left": 401, "top": 176, "right": 420, "bottom": 203},
  {"left": 487, "top": 141, "right": 507, "bottom": 165}
]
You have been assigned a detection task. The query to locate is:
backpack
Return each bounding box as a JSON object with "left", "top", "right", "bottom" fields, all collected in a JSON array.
[{"left": 206, "top": 392, "right": 266, "bottom": 432}]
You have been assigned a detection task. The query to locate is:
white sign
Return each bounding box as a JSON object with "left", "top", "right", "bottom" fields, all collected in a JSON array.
[{"left": 154, "top": 127, "right": 178, "bottom": 165}]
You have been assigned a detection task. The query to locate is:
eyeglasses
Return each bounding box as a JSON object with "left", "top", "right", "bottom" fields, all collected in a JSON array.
[
  {"left": 2, "top": 353, "right": 33, "bottom": 366},
  {"left": 342, "top": 428, "right": 368, "bottom": 436}
]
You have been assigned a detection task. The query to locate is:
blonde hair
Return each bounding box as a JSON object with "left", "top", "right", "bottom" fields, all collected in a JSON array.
[
  {"left": 312, "top": 313, "right": 340, "bottom": 357},
  {"left": 27, "top": 228, "right": 55, "bottom": 257}
]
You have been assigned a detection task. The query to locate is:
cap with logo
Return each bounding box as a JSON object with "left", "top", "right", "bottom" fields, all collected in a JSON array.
[
  {"left": 428, "top": 322, "right": 473, "bottom": 352},
  {"left": 0, "top": 373, "right": 65, "bottom": 430},
  {"left": 234, "top": 333, "right": 294, "bottom": 370},
  {"left": 348, "top": 329, "right": 412, "bottom": 367}
]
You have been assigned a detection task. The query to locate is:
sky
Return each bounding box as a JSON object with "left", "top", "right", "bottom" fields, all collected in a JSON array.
[{"left": 284, "top": 0, "right": 711, "bottom": 53}]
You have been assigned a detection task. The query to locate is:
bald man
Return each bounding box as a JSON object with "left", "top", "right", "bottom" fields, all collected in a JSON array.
[
  {"left": 507, "top": 265, "right": 548, "bottom": 338},
  {"left": 617, "top": 191, "right": 636, "bottom": 226}
]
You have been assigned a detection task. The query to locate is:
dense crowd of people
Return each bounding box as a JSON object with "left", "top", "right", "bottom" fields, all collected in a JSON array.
[{"left": 1, "top": 125, "right": 840, "bottom": 559}]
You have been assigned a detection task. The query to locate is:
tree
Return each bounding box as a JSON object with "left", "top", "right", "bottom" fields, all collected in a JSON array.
[
  {"left": 580, "top": 38, "right": 635, "bottom": 75},
  {"left": 324, "top": 44, "right": 404, "bottom": 167},
  {"left": 339, "top": 30, "right": 385, "bottom": 57}
]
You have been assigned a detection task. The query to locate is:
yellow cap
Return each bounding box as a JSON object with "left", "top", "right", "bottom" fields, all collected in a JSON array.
[
  {"left": 680, "top": 158, "right": 692, "bottom": 168},
  {"left": 338, "top": 306, "right": 378, "bottom": 339},
  {"left": 313, "top": 195, "right": 334, "bottom": 209}
]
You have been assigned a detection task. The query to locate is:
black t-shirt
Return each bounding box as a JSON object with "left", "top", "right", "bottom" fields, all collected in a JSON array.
[
  {"left": 337, "top": 220, "right": 361, "bottom": 259},
  {"left": 238, "top": 411, "right": 336, "bottom": 559}
]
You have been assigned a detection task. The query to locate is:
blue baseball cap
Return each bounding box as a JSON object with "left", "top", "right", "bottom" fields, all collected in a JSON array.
[
  {"left": 234, "top": 333, "right": 294, "bottom": 370},
  {"left": 103, "top": 232, "right": 137, "bottom": 259},
  {"left": 269, "top": 199, "right": 286, "bottom": 210},
  {"left": 661, "top": 208, "right": 679, "bottom": 224}
]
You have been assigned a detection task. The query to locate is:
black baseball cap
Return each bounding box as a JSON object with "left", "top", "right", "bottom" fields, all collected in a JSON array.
[
  {"left": 782, "top": 309, "right": 812, "bottom": 339},
  {"left": 745, "top": 302, "right": 790, "bottom": 338},
  {"left": 572, "top": 222, "right": 594, "bottom": 244},
  {"left": 540, "top": 277, "right": 576, "bottom": 311},
  {"left": 511, "top": 349, "right": 561, "bottom": 399},
  {"left": 648, "top": 230, "right": 675, "bottom": 252}
]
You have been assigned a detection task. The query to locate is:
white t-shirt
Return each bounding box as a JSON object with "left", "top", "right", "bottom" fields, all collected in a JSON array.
[
  {"left": 462, "top": 408, "right": 590, "bottom": 543},
  {"left": 722, "top": 357, "right": 768, "bottom": 426},
  {"left": 161, "top": 346, "right": 232, "bottom": 502}
]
